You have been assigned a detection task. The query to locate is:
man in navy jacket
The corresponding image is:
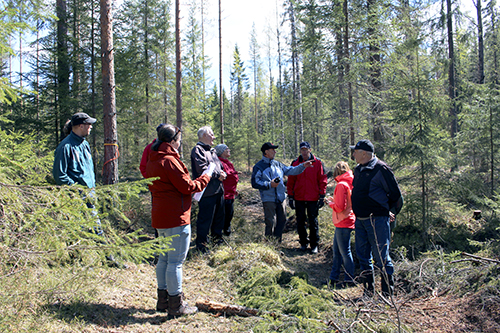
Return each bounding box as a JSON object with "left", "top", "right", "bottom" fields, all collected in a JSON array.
[{"left": 351, "top": 139, "right": 403, "bottom": 297}]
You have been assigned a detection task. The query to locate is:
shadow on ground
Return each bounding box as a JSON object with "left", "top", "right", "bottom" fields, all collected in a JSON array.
[{"left": 45, "top": 301, "right": 170, "bottom": 327}]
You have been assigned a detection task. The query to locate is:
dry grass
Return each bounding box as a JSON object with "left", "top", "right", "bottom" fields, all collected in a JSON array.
[{"left": 2, "top": 175, "right": 500, "bottom": 332}]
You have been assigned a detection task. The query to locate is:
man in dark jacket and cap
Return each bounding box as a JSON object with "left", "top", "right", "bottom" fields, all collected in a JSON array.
[{"left": 351, "top": 139, "right": 403, "bottom": 297}]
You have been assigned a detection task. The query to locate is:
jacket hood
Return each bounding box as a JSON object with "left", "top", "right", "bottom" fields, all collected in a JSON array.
[
  {"left": 149, "top": 142, "right": 179, "bottom": 161},
  {"left": 335, "top": 170, "right": 353, "bottom": 185}
]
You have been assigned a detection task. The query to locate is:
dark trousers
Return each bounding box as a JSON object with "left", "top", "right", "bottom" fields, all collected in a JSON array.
[
  {"left": 195, "top": 191, "right": 225, "bottom": 252},
  {"left": 223, "top": 199, "right": 234, "bottom": 236},
  {"left": 295, "top": 200, "right": 319, "bottom": 248}
]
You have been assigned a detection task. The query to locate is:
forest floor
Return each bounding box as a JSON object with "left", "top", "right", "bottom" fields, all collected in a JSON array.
[{"left": 27, "top": 177, "right": 500, "bottom": 333}]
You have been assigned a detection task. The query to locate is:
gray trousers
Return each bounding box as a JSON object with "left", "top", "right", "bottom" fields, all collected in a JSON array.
[{"left": 263, "top": 200, "right": 287, "bottom": 241}]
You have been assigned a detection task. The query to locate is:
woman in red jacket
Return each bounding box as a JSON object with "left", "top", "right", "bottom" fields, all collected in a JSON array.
[
  {"left": 146, "top": 124, "right": 210, "bottom": 317},
  {"left": 215, "top": 144, "right": 239, "bottom": 236},
  {"left": 326, "top": 161, "right": 356, "bottom": 289}
]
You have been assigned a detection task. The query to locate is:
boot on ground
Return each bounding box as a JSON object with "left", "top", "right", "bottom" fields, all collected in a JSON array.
[
  {"left": 168, "top": 292, "right": 198, "bottom": 318},
  {"left": 156, "top": 289, "right": 169, "bottom": 312}
]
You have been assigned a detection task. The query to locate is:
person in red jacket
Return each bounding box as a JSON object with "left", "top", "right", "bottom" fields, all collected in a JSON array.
[
  {"left": 287, "top": 142, "right": 328, "bottom": 254},
  {"left": 326, "top": 161, "right": 355, "bottom": 289},
  {"left": 140, "top": 123, "right": 164, "bottom": 178},
  {"left": 215, "top": 144, "right": 239, "bottom": 236},
  {"left": 146, "top": 124, "right": 211, "bottom": 318}
]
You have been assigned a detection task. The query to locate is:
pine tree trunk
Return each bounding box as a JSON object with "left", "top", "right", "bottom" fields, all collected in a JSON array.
[
  {"left": 289, "top": 1, "right": 303, "bottom": 147},
  {"left": 145, "top": 0, "right": 150, "bottom": 143},
  {"left": 101, "top": 0, "right": 119, "bottom": 184},
  {"left": 477, "top": 0, "right": 484, "bottom": 84},
  {"left": 91, "top": 0, "right": 97, "bottom": 179},
  {"left": 57, "top": 0, "right": 70, "bottom": 139},
  {"left": 175, "top": 0, "right": 183, "bottom": 156},
  {"left": 367, "top": 0, "right": 384, "bottom": 156},
  {"left": 344, "top": 0, "right": 354, "bottom": 146},
  {"left": 219, "top": 0, "right": 224, "bottom": 143},
  {"left": 447, "top": 0, "right": 457, "bottom": 139},
  {"left": 277, "top": 22, "right": 285, "bottom": 158}
]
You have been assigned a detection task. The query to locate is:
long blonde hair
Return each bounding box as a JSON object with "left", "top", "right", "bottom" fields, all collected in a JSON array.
[{"left": 333, "top": 161, "right": 350, "bottom": 179}]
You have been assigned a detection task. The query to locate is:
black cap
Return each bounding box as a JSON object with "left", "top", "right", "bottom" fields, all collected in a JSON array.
[
  {"left": 299, "top": 141, "right": 311, "bottom": 149},
  {"left": 261, "top": 142, "right": 279, "bottom": 153},
  {"left": 350, "top": 139, "right": 374, "bottom": 153},
  {"left": 71, "top": 112, "right": 96, "bottom": 126}
]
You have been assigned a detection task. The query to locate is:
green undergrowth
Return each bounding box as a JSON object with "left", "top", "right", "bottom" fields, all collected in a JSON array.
[{"left": 208, "top": 244, "right": 358, "bottom": 331}]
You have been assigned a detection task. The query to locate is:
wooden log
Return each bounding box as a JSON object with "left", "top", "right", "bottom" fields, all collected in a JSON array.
[{"left": 195, "top": 300, "right": 259, "bottom": 317}]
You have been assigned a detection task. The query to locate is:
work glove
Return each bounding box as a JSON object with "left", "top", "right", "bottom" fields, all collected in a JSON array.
[
  {"left": 288, "top": 196, "right": 295, "bottom": 210},
  {"left": 318, "top": 195, "right": 325, "bottom": 209}
]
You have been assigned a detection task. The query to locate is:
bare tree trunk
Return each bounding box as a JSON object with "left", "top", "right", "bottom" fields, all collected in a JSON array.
[
  {"left": 219, "top": 0, "right": 224, "bottom": 143},
  {"left": 447, "top": 0, "right": 457, "bottom": 139},
  {"left": 145, "top": 0, "right": 150, "bottom": 143},
  {"left": 175, "top": 0, "right": 183, "bottom": 156},
  {"left": 492, "top": 4, "right": 500, "bottom": 86},
  {"left": 268, "top": 37, "right": 274, "bottom": 143},
  {"left": 91, "top": 0, "right": 97, "bottom": 177},
  {"left": 289, "top": 0, "right": 303, "bottom": 148},
  {"left": 57, "top": 0, "right": 70, "bottom": 138},
  {"left": 277, "top": 16, "right": 285, "bottom": 158},
  {"left": 101, "top": 0, "right": 119, "bottom": 184},
  {"left": 73, "top": 0, "right": 81, "bottom": 103},
  {"left": 344, "top": 0, "right": 354, "bottom": 146},
  {"left": 36, "top": 20, "right": 40, "bottom": 126},
  {"left": 367, "top": 0, "right": 384, "bottom": 157},
  {"left": 476, "top": 0, "right": 485, "bottom": 84}
]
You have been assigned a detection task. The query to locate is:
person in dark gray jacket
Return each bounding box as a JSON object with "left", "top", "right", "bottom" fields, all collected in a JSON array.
[{"left": 191, "top": 126, "right": 227, "bottom": 253}]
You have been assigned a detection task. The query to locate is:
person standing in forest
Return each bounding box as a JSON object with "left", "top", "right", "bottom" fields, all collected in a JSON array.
[
  {"left": 251, "top": 142, "right": 313, "bottom": 242},
  {"left": 351, "top": 139, "right": 403, "bottom": 297},
  {"left": 191, "top": 126, "right": 227, "bottom": 253},
  {"left": 215, "top": 144, "right": 239, "bottom": 236},
  {"left": 146, "top": 124, "right": 211, "bottom": 317},
  {"left": 326, "top": 161, "right": 355, "bottom": 289},
  {"left": 287, "top": 142, "right": 327, "bottom": 254},
  {"left": 53, "top": 112, "right": 108, "bottom": 241}
]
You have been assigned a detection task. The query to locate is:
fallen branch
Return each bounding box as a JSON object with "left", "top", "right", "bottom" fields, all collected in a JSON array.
[
  {"left": 460, "top": 252, "right": 500, "bottom": 264},
  {"left": 195, "top": 300, "right": 259, "bottom": 317}
]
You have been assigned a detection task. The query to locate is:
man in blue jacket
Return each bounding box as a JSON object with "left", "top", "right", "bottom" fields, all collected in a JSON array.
[
  {"left": 251, "top": 142, "right": 312, "bottom": 242},
  {"left": 351, "top": 139, "right": 403, "bottom": 297},
  {"left": 53, "top": 112, "right": 96, "bottom": 188},
  {"left": 53, "top": 112, "right": 102, "bottom": 236}
]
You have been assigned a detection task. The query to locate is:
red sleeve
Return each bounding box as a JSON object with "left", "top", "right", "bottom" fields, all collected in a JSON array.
[
  {"left": 140, "top": 142, "right": 153, "bottom": 178},
  {"left": 165, "top": 157, "right": 210, "bottom": 194},
  {"left": 331, "top": 182, "right": 348, "bottom": 213}
]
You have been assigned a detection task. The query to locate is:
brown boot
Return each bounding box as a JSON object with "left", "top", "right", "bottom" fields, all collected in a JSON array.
[
  {"left": 168, "top": 292, "right": 198, "bottom": 318},
  {"left": 156, "top": 289, "right": 169, "bottom": 312}
]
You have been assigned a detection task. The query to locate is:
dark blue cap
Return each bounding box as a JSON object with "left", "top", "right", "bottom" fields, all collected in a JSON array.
[
  {"left": 350, "top": 139, "right": 374, "bottom": 153},
  {"left": 299, "top": 141, "right": 311, "bottom": 149}
]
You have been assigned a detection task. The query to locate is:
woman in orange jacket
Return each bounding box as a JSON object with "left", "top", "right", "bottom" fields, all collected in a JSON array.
[
  {"left": 146, "top": 124, "right": 211, "bottom": 317},
  {"left": 326, "top": 161, "right": 356, "bottom": 289}
]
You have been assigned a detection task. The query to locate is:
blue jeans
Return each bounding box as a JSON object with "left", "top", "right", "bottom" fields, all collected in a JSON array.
[
  {"left": 355, "top": 216, "right": 394, "bottom": 276},
  {"left": 329, "top": 227, "right": 355, "bottom": 282},
  {"left": 156, "top": 225, "right": 191, "bottom": 296}
]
